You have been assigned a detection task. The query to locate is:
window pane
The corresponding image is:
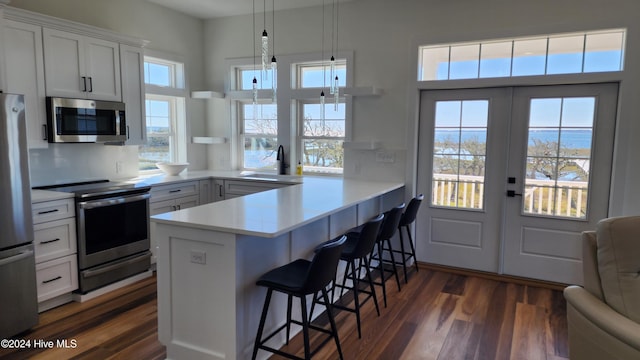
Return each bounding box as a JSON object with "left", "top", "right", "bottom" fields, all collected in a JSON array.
[
  {"left": 523, "top": 97, "right": 595, "bottom": 219},
  {"left": 449, "top": 44, "right": 479, "bottom": 79},
  {"left": 584, "top": 32, "right": 624, "bottom": 72},
  {"left": 300, "top": 64, "right": 346, "bottom": 88},
  {"left": 302, "top": 103, "right": 345, "bottom": 137},
  {"left": 140, "top": 99, "right": 172, "bottom": 171},
  {"left": 144, "top": 62, "right": 171, "bottom": 86},
  {"left": 243, "top": 103, "right": 278, "bottom": 135},
  {"left": 432, "top": 99, "right": 488, "bottom": 210},
  {"left": 419, "top": 46, "right": 450, "bottom": 80},
  {"left": 512, "top": 38, "right": 547, "bottom": 76},
  {"left": 561, "top": 97, "right": 595, "bottom": 127},
  {"left": 302, "top": 139, "right": 344, "bottom": 173},
  {"left": 244, "top": 136, "right": 278, "bottom": 170},
  {"left": 529, "top": 98, "right": 561, "bottom": 127},
  {"left": 479, "top": 41, "right": 512, "bottom": 78},
  {"left": 547, "top": 35, "right": 584, "bottom": 74},
  {"left": 239, "top": 68, "right": 275, "bottom": 90}
]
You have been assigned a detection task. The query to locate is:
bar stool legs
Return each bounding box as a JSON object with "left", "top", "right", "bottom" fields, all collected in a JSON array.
[{"left": 397, "top": 223, "right": 419, "bottom": 283}]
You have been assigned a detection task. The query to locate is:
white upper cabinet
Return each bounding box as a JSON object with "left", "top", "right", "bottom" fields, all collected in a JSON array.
[
  {"left": 4, "top": 20, "right": 47, "bottom": 149},
  {"left": 43, "top": 28, "right": 121, "bottom": 101},
  {"left": 120, "top": 44, "right": 146, "bottom": 145}
]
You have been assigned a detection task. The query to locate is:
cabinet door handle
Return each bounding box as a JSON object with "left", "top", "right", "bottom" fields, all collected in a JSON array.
[
  {"left": 127, "top": 125, "right": 130, "bottom": 140},
  {"left": 176, "top": 205, "right": 181, "bottom": 210},
  {"left": 40, "top": 238, "right": 61, "bottom": 245},
  {"left": 219, "top": 184, "right": 223, "bottom": 197},
  {"left": 42, "top": 276, "right": 62, "bottom": 284},
  {"left": 81, "top": 76, "right": 87, "bottom": 92},
  {"left": 169, "top": 189, "right": 181, "bottom": 193},
  {"left": 88, "top": 77, "right": 93, "bottom": 92},
  {"left": 42, "top": 124, "right": 48, "bottom": 141},
  {"left": 38, "top": 209, "right": 59, "bottom": 215}
]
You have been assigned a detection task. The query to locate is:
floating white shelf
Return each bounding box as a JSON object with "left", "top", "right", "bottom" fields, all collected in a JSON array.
[
  {"left": 191, "top": 91, "right": 225, "bottom": 99},
  {"left": 343, "top": 140, "right": 382, "bottom": 150},
  {"left": 192, "top": 136, "right": 227, "bottom": 144}
]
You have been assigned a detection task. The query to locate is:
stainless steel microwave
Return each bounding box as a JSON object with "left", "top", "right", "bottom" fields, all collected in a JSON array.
[{"left": 46, "top": 97, "right": 126, "bottom": 143}]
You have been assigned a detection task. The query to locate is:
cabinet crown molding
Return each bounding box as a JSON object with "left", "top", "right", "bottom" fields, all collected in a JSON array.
[{"left": 4, "top": 6, "right": 149, "bottom": 48}]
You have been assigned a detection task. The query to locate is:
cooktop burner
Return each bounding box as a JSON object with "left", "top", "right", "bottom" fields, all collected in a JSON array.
[{"left": 34, "top": 179, "right": 151, "bottom": 199}]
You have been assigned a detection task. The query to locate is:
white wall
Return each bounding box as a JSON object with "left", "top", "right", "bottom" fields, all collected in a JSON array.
[
  {"left": 204, "top": 0, "right": 640, "bottom": 215},
  {"left": 8, "top": 0, "right": 208, "bottom": 184}
]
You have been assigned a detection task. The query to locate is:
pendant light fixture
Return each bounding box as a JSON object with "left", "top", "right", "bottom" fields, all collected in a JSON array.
[
  {"left": 252, "top": 0, "right": 258, "bottom": 119},
  {"left": 271, "top": 0, "right": 277, "bottom": 103},
  {"left": 332, "top": 0, "right": 340, "bottom": 110},
  {"left": 261, "top": 0, "right": 269, "bottom": 78},
  {"left": 320, "top": 0, "right": 326, "bottom": 122},
  {"left": 329, "top": 0, "right": 336, "bottom": 95}
]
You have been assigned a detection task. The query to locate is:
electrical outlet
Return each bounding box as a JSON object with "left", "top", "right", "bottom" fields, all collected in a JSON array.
[
  {"left": 190, "top": 250, "right": 206, "bottom": 265},
  {"left": 375, "top": 151, "right": 395, "bottom": 163}
]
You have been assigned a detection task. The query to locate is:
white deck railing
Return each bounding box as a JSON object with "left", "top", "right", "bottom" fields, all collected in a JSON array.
[{"left": 432, "top": 174, "right": 588, "bottom": 218}]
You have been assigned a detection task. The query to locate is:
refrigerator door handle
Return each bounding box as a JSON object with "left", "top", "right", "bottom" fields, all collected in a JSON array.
[{"left": 0, "top": 249, "right": 34, "bottom": 267}]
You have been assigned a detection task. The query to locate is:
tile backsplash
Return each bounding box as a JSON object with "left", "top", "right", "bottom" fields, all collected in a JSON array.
[{"left": 28, "top": 144, "right": 140, "bottom": 187}]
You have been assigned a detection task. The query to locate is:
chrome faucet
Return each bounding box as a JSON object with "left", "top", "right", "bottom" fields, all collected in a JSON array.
[{"left": 276, "top": 145, "right": 286, "bottom": 175}]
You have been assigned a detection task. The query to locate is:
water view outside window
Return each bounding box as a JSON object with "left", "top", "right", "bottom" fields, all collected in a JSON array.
[
  {"left": 139, "top": 98, "right": 172, "bottom": 170},
  {"left": 432, "top": 100, "right": 488, "bottom": 209},
  {"left": 301, "top": 102, "right": 345, "bottom": 174},
  {"left": 419, "top": 30, "right": 625, "bottom": 81},
  {"left": 242, "top": 103, "right": 278, "bottom": 170},
  {"left": 524, "top": 97, "right": 595, "bottom": 218},
  {"left": 298, "top": 61, "right": 347, "bottom": 174}
]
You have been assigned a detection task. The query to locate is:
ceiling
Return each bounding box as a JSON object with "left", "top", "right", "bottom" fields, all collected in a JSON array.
[{"left": 147, "top": 0, "right": 353, "bottom": 19}]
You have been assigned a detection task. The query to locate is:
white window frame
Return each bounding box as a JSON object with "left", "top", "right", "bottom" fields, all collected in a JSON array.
[
  {"left": 226, "top": 51, "right": 353, "bottom": 175},
  {"left": 139, "top": 52, "right": 189, "bottom": 172}
]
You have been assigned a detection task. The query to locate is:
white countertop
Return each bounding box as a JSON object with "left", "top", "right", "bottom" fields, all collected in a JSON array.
[
  {"left": 151, "top": 177, "right": 404, "bottom": 237},
  {"left": 122, "top": 170, "right": 303, "bottom": 186},
  {"left": 31, "top": 189, "right": 75, "bottom": 203}
]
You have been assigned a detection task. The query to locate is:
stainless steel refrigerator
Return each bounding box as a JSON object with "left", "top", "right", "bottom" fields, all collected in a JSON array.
[{"left": 0, "top": 93, "right": 38, "bottom": 338}]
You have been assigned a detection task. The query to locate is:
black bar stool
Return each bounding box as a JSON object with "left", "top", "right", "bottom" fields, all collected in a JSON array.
[
  {"left": 251, "top": 235, "right": 347, "bottom": 360},
  {"left": 331, "top": 214, "right": 384, "bottom": 338},
  {"left": 393, "top": 194, "right": 423, "bottom": 283},
  {"left": 369, "top": 203, "right": 405, "bottom": 307}
]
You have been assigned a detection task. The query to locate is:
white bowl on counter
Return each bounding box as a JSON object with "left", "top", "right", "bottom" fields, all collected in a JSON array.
[{"left": 156, "top": 162, "right": 189, "bottom": 175}]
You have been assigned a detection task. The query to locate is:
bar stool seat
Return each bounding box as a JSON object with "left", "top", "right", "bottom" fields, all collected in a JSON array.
[
  {"left": 392, "top": 194, "right": 423, "bottom": 283},
  {"left": 252, "top": 235, "right": 347, "bottom": 360}
]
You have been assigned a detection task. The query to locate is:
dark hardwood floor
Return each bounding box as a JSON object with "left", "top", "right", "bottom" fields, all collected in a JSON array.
[{"left": 0, "top": 267, "right": 568, "bottom": 360}]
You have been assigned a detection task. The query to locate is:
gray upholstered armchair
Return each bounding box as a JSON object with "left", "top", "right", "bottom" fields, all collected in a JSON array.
[{"left": 564, "top": 216, "right": 640, "bottom": 359}]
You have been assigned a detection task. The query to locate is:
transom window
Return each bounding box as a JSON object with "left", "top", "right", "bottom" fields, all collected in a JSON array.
[
  {"left": 419, "top": 29, "right": 625, "bottom": 81},
  {"left": 237, "top": 67, "right": 275, "bottom": 90},
  {"left": 296, "top": 62, "right": 346, "bottom": 88}
]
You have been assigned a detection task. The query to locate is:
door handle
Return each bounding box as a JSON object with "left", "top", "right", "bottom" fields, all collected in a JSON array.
[
  {"left": 88, "top": 77, "right": 93, "bottom": 92},
  {"left": 81, "top": 76, "right": 87, "bottom": 92},
  {"left": 506, "top": 190, "right": 522, "bottom": 197}
]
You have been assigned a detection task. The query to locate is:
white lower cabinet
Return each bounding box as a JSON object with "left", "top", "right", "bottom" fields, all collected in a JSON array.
[
  {"left": 32, "top": 197, "right": 78, "bottom": 311},
  {"left": 149, "top": 181, "right": 202, "bottom": 263},
  {"left": 223, "top": 179, "right": 290, "bottom": 199}
]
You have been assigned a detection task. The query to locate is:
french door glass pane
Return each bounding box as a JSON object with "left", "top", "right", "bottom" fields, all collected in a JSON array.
[
  {"left": 432, "top": 100, "right": 488, "bottom": 209},
  {"left": 523, "top": 96, "right": 595, "bottom": 218}
]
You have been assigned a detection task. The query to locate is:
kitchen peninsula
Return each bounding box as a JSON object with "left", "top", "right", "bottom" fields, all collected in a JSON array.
[{"left": 151, "top": 176, "right": 404, "bottom": 360}]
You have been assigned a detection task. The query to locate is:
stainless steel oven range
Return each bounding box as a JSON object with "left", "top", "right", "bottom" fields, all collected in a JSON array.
[{"left": 35, "top": 180, "right": 151, "bottom": 293}]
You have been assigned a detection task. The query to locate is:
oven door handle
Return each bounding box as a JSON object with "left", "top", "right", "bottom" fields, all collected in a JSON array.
[
  {"left": 78, "top": 193, "right": 150, "bottom": 210},
  {"left": 82, "top": 252, "right": 152, "bottom": 278}
]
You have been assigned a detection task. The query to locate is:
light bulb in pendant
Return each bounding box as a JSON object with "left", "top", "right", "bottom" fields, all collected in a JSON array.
[
  {"left": 334, "top": 76, "right": 339, "bottom": 111},
  {"left": 252, "top": 76, "right": 258, "bottom": 104},
  {"left": 261, "top": 30, "right": 269, "bottom": 78},
  {"left": 271, "top": 56, "right": 277, "bottom": 103},
  {"left": 329, "top": 56, "right": 336, "bottom": 94}
]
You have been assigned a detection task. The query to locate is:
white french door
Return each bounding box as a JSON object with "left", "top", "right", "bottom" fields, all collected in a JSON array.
[{"left": 417, "top": 83, "right": 618, "bottom": 284}]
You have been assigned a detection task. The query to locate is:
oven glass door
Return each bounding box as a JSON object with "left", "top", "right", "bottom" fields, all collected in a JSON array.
[{"left": 78, "top": 193, "right": 150, "bottom": 269}]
